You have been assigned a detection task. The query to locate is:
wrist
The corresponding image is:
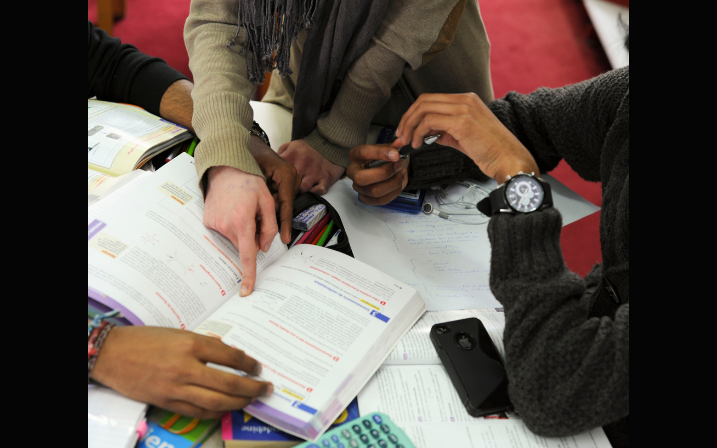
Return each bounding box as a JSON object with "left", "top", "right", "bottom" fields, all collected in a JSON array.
[
  {"left": 88, "top": 313, "right": 120, "bottom": 383},
  {"left": 494, "top": 157, "right": 540, "bottom": 185}
]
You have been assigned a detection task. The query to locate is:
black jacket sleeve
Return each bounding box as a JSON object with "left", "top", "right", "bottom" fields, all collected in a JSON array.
[{"left": 87, "top": 21, "right": 188, "bottom": 116}]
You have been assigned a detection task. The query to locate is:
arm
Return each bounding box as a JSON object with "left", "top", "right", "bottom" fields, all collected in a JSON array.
[
  {"left": 393, "top": 67, "right": 629, "bottom": 190},
  {"left": 488, "top": 210, "right": 629, "bottom": 436},
  {"left": 87, "top": 21, "right": 189, "bottom": 118},
  {"left": 394, "top": 69, "right": 630, "bottom": 435},
  {"left": 282, "top": 0, "right": 471, "bottom": 193},
  {"left": 184, "top": 0, "right": 260, "bottom": 183},
  {"left": 185, "top": 0, "right": 298, "bottom": 295},
  {"left": 486, "top": 67, "right": 630, "bottom": 181},
  {"left": 158, "top": 79, "right": 195, "bottom": 132}
]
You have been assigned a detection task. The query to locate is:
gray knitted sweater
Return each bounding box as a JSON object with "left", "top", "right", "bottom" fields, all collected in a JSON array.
[{"left": 408, "top": 67, "right": 629, "bottom": 445}]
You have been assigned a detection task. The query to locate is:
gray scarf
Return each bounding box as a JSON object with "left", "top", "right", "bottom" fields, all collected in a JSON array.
[{"left": 231, "top": 0, "right": 391, "bottom": 141}]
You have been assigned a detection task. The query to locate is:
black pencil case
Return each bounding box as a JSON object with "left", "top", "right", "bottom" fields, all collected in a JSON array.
[{"left": 290, "top": 192, "right": 353, "bottom": 257}]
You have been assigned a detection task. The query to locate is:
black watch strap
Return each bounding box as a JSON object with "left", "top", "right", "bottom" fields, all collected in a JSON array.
[{"left": 477, "top": 197, "right": 494, "bottom": 217}]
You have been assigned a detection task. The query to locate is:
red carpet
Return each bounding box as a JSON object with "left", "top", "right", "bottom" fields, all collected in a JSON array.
[{"left": 88, "top": 0, "right": 612, "bottom": 277}]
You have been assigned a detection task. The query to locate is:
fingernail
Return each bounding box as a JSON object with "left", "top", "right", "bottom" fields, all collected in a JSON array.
[
  {"left": 394, "top": 161, "right": 403, "bottom": 172},
  {"left": 263, "top": 243, "right": 271, "bottom": 252},
  {"left": 388, "top": 150, "right": 399, "bottom": 161},
  {"left": 240, "top": 285, "right": 248, "bottom": 297},
  {"left": 253, "top": 363, "right": 262, "bottom": 376},
  {"left": 265, "top": 384, "right": 274, "bottom": 397}
]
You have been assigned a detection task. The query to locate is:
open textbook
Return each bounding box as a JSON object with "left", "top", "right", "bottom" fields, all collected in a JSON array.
[
  {"left": 359, "top": 309, "right": 612, "bottom": 448},
  {"left": 87, "top": 153, "right": 426, "bottom": 442},
  {"left": 88, "top": 99, "right": 191, "bottom": 177}
]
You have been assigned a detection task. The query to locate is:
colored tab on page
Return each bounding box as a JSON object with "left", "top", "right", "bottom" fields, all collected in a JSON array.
[
  {"left": 88, "top": 219, "right": 106, "bottom": 240},
  {"left": 370, "top": 310, "right": 390, "bottom": 323},
  {"left": 292, "top": 401, "right": 318, "bottom": 415}
]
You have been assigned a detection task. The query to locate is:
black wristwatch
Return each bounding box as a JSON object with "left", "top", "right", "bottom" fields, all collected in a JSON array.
[
  {"left": 249, "top": 121, "right": 271, "bottom": 147},
  {"left": 477, "top": 172, "right": 553, "bottom": 217}
]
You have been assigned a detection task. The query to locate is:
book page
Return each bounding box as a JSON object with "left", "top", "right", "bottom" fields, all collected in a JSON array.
[
  {"left": 384, "top": 309, "right": 505, "bottom": 365},
  {"left": 87, "top": 153, "right": 287, "bottom": 328},
  {"left": 88, "top": 100, "right": 188, "bottom": 176},
  {"left": 88, "top": 169, "right": 151, "bottom": 208},
  {"left": 88, "top": 168, "right": 113, "bottom": 192},
  {"left": 195, "top": 244, "right": 425, "bottom": 441},
  {"left": 358, "top": 365, "right": 611, "bottom": 448},
  {"left": 323, "top": 176, "right": 599, "bottom": 310}
]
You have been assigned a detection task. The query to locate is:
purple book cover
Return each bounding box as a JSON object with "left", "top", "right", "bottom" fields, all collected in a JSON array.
[{"left": 222, "top": 398, "right": 359, "bottom": 442}]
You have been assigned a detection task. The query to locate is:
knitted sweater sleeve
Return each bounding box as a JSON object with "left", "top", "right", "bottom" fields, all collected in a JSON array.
[
  {"left": 406, "top": 67, "right": 629, "bottom": 190},
  {"left": 184, "top": 0, "right": 263, "bottom": 192},
  {"left": 87, "top": 21, "right": 188, "bottom": 116},
  {"left": 485, "top": 69, "right": 630, "bottom": 436},
  {"left": 304, "top": 0, "right": 474, "bottom": 168},
  {"left": 488, "top": 210, "right": 629, "bottom": 436},
  {"left": 487, "top": 67, "right": 629, "bottom": 181}
]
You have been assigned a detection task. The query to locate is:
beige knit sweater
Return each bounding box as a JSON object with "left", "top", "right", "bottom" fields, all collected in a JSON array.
[{"left": 184, "top": 0, "right": 493, "bottom": 189}]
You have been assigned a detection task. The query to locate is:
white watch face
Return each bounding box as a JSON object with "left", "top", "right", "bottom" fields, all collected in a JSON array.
[{"left": 505, "top": 176, "right": 544, "bottom": 213}]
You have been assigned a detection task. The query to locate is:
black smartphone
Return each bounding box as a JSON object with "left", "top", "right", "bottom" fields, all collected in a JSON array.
[{"left": 430, "top": 318, "right": 512, "bottom": 417}]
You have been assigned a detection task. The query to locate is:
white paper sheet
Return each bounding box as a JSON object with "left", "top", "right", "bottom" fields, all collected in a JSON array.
[
  {"left": 323, "top": 175, "right": 599, "bottom": 310},
  {"left": 358, "top": 365, "right": 612, "bottom": 448},
  {"left": 88, "top": 386, "right": 147, "bottom": 448}
]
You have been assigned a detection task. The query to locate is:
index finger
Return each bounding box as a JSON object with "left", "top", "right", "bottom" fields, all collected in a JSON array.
[{"left": 237, "top": 216, "right": 258, "bottom": 296}]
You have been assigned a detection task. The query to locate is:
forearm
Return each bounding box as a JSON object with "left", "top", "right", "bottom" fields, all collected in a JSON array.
[
  {"left": 159, "top": 79, "right": 195, "bottom": 132},
  {"left": 488, "top": 209, "right": 629, "bottom": 436},
  {"left": 87, "top": 21, "right": 188, "bottom": 116},
  {"left": 184, "top": 0, "right": 262, "bottom": 192},
  {"left": 486, "top": 67, "right": 629, "bottom": 181},
  {"left": 305, "top": 0, "right": 469, "bottom": 168}
]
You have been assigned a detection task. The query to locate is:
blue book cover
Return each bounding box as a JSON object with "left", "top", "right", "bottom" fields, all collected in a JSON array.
[
  {"left": 139, "top": 408, "right": 219, "bottom": 448},
  {"left": 222, "top": 398, "right": 359, "bottom": 446}
]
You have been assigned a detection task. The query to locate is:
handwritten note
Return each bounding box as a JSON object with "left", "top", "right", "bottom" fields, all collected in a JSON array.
[{"left": 323, "top": 176, "right": 599, "bottom": 310}]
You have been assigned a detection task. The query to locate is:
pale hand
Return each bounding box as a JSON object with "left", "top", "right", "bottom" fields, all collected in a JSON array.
[
  {"left": 278, "top": 139, "right": 346, "bottom": 194},
  {"left": 91, "top": 326, "right": 273, "bottom": 419},
  {"left": 203, "top": 166, "right": 278, "bottom": 296},
  {"left": 395, "top": 93, "right": 539, "bottom": 184}
]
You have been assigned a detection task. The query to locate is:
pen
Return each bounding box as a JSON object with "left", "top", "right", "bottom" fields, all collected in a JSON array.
[
  {"left": 187, "top": 138, "right": 198, "bottom": 156},
  {"left": 311, "top": 222, "right": 330, "bottom": 245},
  {"left": 366, "top": 134, "right": 440, "bottom": 168},
  {"left": 325, "top": 229, "right": 342, "bottom": 247},
  {"left": 289, "top": 231, "right": 305, "bottom": 248},
  {"left": 317, "top": 220, "right": 334, "bottom": 246},
  {"left": 165, "top": 146, "right": 182, "bottom": 163},
  {"left": 295, "top": 214, "right": 331, "bottom": 245}
]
